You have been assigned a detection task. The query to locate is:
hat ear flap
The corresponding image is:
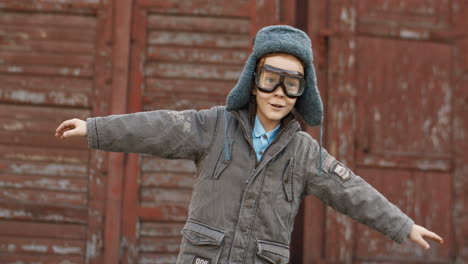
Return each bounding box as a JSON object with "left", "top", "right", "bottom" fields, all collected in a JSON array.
[
  {"left": 226, "top": 53, "right": 258, "bottom": 111},
  {"left": 295, "top": 63, "right": 323, "bottom": 126}
]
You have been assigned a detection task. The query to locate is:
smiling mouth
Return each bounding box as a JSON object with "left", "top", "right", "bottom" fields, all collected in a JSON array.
[{"left": 270, "top": 103, "right": 284, "bottom": 108}]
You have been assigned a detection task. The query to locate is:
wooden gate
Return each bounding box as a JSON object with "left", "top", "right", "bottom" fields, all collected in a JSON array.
[{"left": 300, "top": 0, "right": 468, "bottom": 263}]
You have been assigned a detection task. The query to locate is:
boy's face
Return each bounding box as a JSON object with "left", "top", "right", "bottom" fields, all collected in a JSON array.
[{"left": 252, "top": 53, "right": 304, "bottom": 131}]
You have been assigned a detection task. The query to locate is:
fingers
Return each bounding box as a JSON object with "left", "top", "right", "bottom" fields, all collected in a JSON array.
[
  {"left": 415, "top": 235, "right": 430, "bottom": 250},
  {"left": 422, "top": 230, "right": 444, "bottom": 244},
  {"left": 55, "top": 119, "right": 83, "bottom": 139}
]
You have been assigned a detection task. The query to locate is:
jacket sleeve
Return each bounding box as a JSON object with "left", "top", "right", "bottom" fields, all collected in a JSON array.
[
  {"left": 304, "top": 140, "right": 414, "bottom": 244},
  {"left": 86, "top": 107, "right": 221, "bottom": 160}
]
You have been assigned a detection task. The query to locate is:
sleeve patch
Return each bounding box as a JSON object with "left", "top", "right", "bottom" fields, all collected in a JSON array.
[{"left": 332, "top": 163, "right": 351, "bottom": 182}]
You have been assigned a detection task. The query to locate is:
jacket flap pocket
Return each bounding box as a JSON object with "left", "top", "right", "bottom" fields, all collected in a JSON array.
[
  {"left": 282, "top": 157, "right": 294, "bottom": 202},
  {"left": 182, "top": 220, "right": 226, "bottom": 247},
  {"left": 256, "top": 240, "right": 289, "bottom": 264}
]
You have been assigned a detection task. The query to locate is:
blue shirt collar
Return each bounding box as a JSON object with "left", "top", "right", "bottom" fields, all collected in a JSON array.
[{"left": 253, "top": 116, "right": 280, "bottom": 143}]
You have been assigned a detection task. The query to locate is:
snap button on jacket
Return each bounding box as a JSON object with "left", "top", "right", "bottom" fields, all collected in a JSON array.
[{"left": 86, "top": 106, "right": 414, "bottom": 264}]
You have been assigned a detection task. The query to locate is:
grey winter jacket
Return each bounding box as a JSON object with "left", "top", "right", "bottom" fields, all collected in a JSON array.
[{"left": 86, "top": 106, "right": 414, "bottom": 264}]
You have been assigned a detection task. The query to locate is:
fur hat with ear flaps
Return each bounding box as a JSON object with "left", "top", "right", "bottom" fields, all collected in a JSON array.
[{"left": 226, "top": 25, "right": 323, "bottom": 127}]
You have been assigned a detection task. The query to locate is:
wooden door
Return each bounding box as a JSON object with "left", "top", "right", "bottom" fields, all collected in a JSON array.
[
  {"left": 0, "top": 1, "right": 113, "bottom": 263},
  {"left": 119, "top": 1, "right": 299, "bottom": 263},
  {"left": 301, "top": 0, "right": 467, "bottom": 263}
]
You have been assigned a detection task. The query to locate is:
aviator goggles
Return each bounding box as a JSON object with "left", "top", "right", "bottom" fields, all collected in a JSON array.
[{"left": 254, "top": 64, "right": 305, "bottom": 98}]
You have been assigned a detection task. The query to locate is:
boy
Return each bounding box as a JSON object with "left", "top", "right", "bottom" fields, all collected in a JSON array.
[{"left": 55, "top": 26, "right": 442, "bottom": 263}]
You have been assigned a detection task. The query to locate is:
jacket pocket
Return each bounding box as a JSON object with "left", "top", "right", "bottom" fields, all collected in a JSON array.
[
  {"left": 282, "top": 157, "right": 294, "bottom": 202},
  {"left": 178, "top": 219, "right": 226, "bottom": 264},
  {"left": 256, "top": 240, "right": 290, "bottom": 264},
  {"left": 212, "top": 139, "right": 233, "bottom": 180}
]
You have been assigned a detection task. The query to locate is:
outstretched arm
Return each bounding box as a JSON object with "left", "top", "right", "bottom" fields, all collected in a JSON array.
[
  {"left": 54, "top": 107, "right": 221, "bottom": 160},
  {"left": 304, "top": 139, "right": 443, "bottom": 249}
]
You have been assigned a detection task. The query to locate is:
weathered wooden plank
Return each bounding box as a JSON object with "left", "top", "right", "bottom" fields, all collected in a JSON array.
[
  {"left": 138, "top": 205, "right": 189, "bottom": 222},
  {"left": 0, "top": 11, "right": 97, "bottom": 28},
  {"left": 140, "top": 172, "right": 194, "bottom": 189},
  {"left": 139, "top": 237, "right": 182, "bottom": 253},
  {"left": 141, "top": 157, "right": 196, "bottom": 173},
  {"left": 138, "top": 0, "right": 251, "bottom": 17},
  {"left": 0, "top": 187, "right": 87, "bottom": 206},
  {"left": 1, "top": 74, "right": 93, "bottom": 92},
  {"left": 0, "top": 221, "right": 87, "bottom": 239},
  {"left": 0, "top": 25, "right": 96, "bottom": 42},
  {"left": 144, "top": 62, "right": 242, "bottom": 81},
  {"left": 0, "top": 39, "right": 95, "bottom": 54},
  {"left": 0, "top": 253, "right": 83, "bottom": 264},
  {"left": 147, "top": 31, "right": 250, "bottom": 49},
  {"left": 0, "top": 64, "right": 94, "bottom": 77},
  {"left": 0, "top": 104, "right": 90, "bottom": 119},
  {"left": 0, "top": 145, "right": 88, "bottom": 164},
  {"left": 0, "top": 159, "right": 88, "bottom": 178},
  {"left": 0, "top": 200, "right": 87, "bottom": 224},
  {"left": 357, "top": 0, "right": 451, "bottom": 26},
  {"left": 1, "top": 131, "right": 88, "bottom": 149},
  {"left": 0, "top": 236, "right": 85, "bottom": 255},
  {"left": 143, "top": 94, "right": 226, "bottom": 111},
  {"left": 147, "top": 14, "right": 250, "bottom": 34},
  {"left": 0, "top": 51, "right": 94, "bottom": 68},
  {"left": 138, "top": 253, "right": 178, "bottom": 264},
  {"left": 0, "top": 87, "right": 91, "bottom": 107},
  {"left": 0, "top": 0, "right": 102, "bottom": 13},
  {"left": 140, "top": 188, "right": 192, "bottom": 206},
  {"left": 147, "top": 46, "right": 249, "bottom": 65},
  {"left": 0, "top": 173, "right": 87, "bottom": 192},
  {"left": 139, "top": 222, "right": 184, "bottom": 237},
  {"left": 145, "top": 78, "right": 235, "bottom": 96}
]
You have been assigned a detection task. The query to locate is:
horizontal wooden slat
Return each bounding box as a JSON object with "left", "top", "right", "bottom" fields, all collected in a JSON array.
[
  {"left": 0, "top": 87, "right": 91, "bottom": 107},
  {"left": 143, "top": 93, "right": 225, "bottom": 111},
  {"left": 147, "top": 14, "right": 250, "bottom": 34},
  {"left": 0, "top": 25, "right": 96, "bottom": 43},
  {"left": 0, "top": 104, "right": 90, "bottom": 121},
  {"left": 0, "top": 51, "right": 94, "bottom": 68},
  {"left": 139, "top": 222, "right": 184, "bottom": 237},
  {"left": 138, "top": 0, "right": 251, "bottom": 17},
  {"left": 0, "top": 187, "right": 87, "bottom": 206},
  {"left": 0, "top": 220, "right": 87, "bottom": 239},
  {"left": 0, "top": 201, "right": 87, "bottom": 224},
  {"left": 145, "top": 62, "right": 242, "bottom": 81},
  {"left": 147, "top": 46, "right": 249, "bottom": 65},
  {"left": 0, "top": 145, "right": 88, "bottom": 164},
  {"left": 1, "top": 131, "right": 88, "bottom": 149},
  {"left": 0, "top": 0, "right": 100, "bottom": 13},
  {"left": 147, "top": 31, "right": 250, "bottom": 49},
  {"left": 1, "top": 74, "right": 93, "bottom": 92},
  {"left": 0, "top": 12, "right": 97, "bottom": 28},
  {"left": 0, "top": 159, "right": 88, "bottom": 177},
  {"left": 138, "top": 253, "right": 177, "bottom": 264},
  {"left": 140, "top": 172, "right": 194, "bottom": 189},
  {"left": 0, "top": 173, "right": 87, "bottom": 192},
  {"left": 0, "top": 236, "right": 85, "bottom": 255},
  {"left": 140, "top": 188, "right": 192, "bottom": 206},
  {"left": 138, "top": 237, "right": 181, "bottom": 253},
  {"left": 0, "top": 39, "right": 95, "bottom": 54},
  {"left": 145, "top": 78, "right": 235, "bottom": 96},
  {"left": 0, "top": 253, "right": 83, "bottom": 264},
  {"left": 141, "top": 158, "right": 196, "bottom": 173},
  {"left": 0, "top": 64, "right": 94, "bottom": 77},
  {"left": 138, "top": 205, "right": 188, "bottom": 222}
]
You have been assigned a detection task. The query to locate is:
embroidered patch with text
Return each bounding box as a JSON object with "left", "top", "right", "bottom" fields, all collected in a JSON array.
[{"left": 192, "top": 256, "right": 211, "bottom": 264}]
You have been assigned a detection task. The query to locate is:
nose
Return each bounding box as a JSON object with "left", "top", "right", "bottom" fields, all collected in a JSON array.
[{"left": 273, "top": 84, "right": 286, "bottom": 97}]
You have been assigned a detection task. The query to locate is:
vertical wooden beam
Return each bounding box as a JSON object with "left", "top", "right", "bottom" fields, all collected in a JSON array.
[
  {"left": 300, "top": 0, "right": 330, "bottom": 263},
  {"left": 452, "top": 0, "right": 468, "bottom": 263},
  {"left": 103, "top": 0, "right": 133, "bottom": 263}
]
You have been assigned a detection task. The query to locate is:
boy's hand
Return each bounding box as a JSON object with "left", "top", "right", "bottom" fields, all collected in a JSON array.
[
  {"left": 55, "top": 118, "right": 87, "bottom": 139},
  {"left": 408, "top": 224, "right": 443, "bottom": 249}
]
